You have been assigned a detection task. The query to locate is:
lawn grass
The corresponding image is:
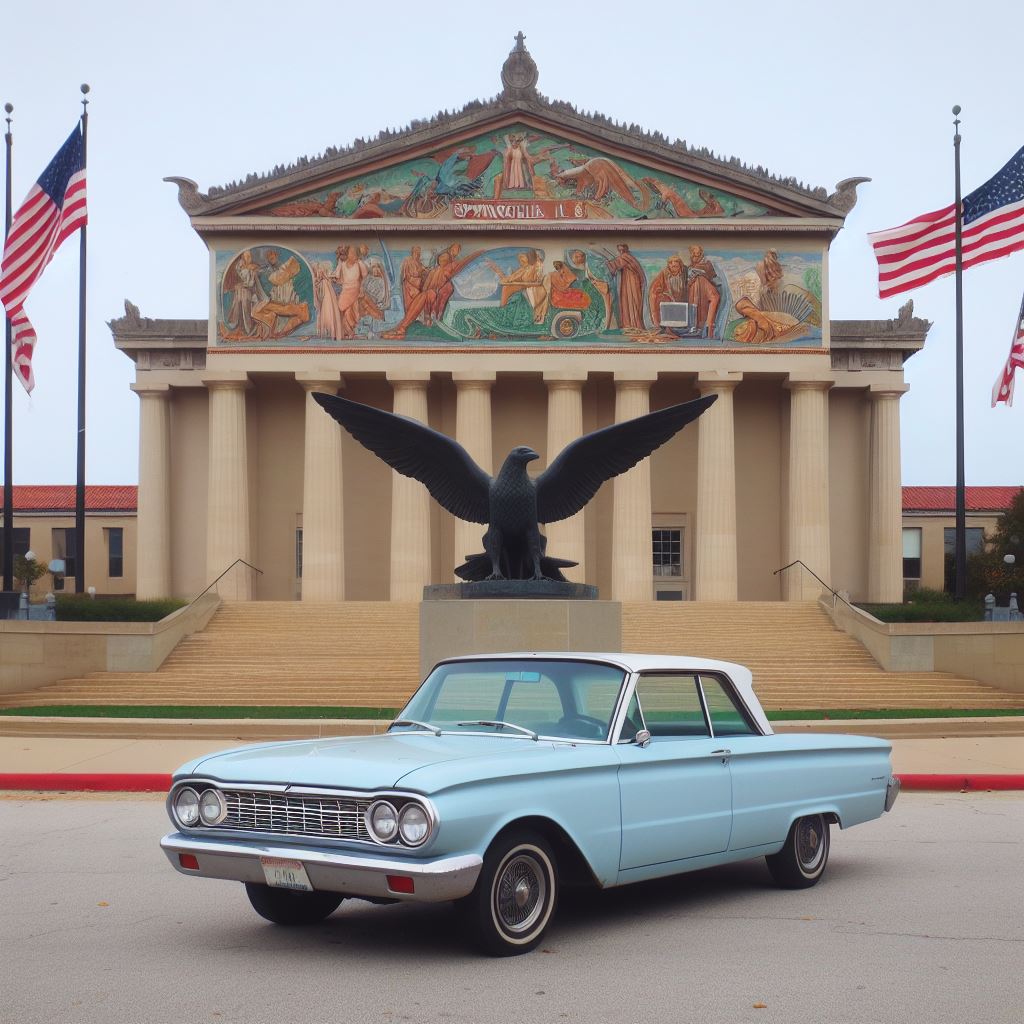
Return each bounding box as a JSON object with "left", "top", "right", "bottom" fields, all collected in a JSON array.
[{"left": 0, "top": 705, "right": 1021, "bottom": 720}]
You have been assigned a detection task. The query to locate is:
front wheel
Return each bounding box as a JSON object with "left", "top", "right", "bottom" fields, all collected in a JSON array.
[
  {"left": 765, "top": 814, "right": 830, "bottom": 889},
  {"left": 461, "top": 830, "right": 558, "bottom": 956},
  {"left": 244, "top": 882, "right": 344, "bottom": 925}
]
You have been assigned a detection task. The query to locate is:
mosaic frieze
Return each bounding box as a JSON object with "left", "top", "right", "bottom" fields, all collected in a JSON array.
[
  {"left": 215, "top": 238, "right": 824, "bottom": 350},
  {"left": 258, "top": 125, "right": 773, "bottom": 223}
]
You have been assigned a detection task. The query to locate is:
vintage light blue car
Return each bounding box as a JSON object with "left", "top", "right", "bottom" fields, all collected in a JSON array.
[{"left": 162, "top": 653, "right": 900, "bottom": 955}]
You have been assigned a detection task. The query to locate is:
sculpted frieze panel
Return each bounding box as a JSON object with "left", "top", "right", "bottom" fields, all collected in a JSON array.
[{"left": 213, "top": 236, "right": 824, "bottom": 351}]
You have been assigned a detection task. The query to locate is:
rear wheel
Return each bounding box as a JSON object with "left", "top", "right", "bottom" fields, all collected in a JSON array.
[
  {"left": 765, "top": 814, "right": 830, "bottom": 889},
  {"left": 244, "top": 882, "right": 344, "bottom": 925},
  {"left": 461, "top": 830, "right": 558, "bottom": 956}
]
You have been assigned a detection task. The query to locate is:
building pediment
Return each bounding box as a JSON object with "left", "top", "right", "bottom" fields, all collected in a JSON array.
[{"left": 166, "top": 37, "right": 864, "bottom": 227}]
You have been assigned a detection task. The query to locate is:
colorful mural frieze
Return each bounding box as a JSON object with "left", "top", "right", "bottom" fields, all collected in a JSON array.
[
  {"left": 260, "top": 125, "right": 773, "bottom": 223},
  {"left": 214, "top": 239, "right": 824, "bottom": 350}
]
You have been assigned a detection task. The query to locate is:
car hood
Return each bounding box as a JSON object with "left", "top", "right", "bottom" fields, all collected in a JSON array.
[{"left": 180, "top": 732, "right": 567, "bottom": 792}]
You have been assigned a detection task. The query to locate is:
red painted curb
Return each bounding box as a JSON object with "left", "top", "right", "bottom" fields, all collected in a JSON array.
[
  {"left": 0, "top": 773, "right": 172, "bottom": 792},
  {"left": 897, "top": 773, "right": 1024, "bottom": 791}
]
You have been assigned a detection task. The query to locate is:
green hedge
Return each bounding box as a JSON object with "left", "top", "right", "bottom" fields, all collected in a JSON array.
[
  {"left": 857, "top": 600, "right": 984, "bottom": 623},
  {"left": 55, "top": 596, "right": 187, "bottom": 622}
]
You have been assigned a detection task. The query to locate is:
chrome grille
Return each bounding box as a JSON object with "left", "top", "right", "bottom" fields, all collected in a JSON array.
[{"left": 219, "top": 789, "right": 372, "bottom": 842}]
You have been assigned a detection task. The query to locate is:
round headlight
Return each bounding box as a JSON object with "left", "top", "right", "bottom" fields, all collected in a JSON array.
[
  {"left": 366, "top": 800, "right": 398, "bottom": 843},
  {"left": 398, "top": 803, "right": 430, "bottom": 846},
  {"left": 174, "top": 787, "right": 200, "bottom": 827},
  {"left": 199, "top": 789, "right": 227, "bottom": 826}
]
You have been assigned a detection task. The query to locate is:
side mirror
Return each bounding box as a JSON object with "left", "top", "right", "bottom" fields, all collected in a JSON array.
[{"left": 635, "top": 729, "right": 651, "bottom": 748}]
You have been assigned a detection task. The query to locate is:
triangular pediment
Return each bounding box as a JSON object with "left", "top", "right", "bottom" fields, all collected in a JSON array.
[{"left": 168, "top": 90, "right": 861, "bottom": 224}]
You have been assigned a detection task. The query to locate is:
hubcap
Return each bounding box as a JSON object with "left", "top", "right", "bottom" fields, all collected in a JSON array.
[
  {"left": 796, "top": 817, "right": 826, "bottom": 872},
  {"left": 494, "top": 853, "right": 546, "bottom": 934}
]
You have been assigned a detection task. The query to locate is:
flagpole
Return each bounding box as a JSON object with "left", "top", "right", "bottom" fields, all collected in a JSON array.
[
  {"left": 952, "top": 105, "right": 967, "bottom": 601},
  {"left": 3, "top": 102, "right": 13, "bottom": 595},
  {"left": 74, "top": 85, "right": 89, "bottom": 594}
]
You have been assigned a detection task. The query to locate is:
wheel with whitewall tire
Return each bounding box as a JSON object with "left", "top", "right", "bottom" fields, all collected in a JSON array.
[{"left": 765, "top": 814, "right": 830, "bottom": 889}]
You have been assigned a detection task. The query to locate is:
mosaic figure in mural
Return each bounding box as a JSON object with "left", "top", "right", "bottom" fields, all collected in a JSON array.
[
  {"left": 265, "top": 124, "right": 773, "bottom": 223},
  {"left": 216, "top": 240, "right": 822, "bottom": 349},
  {"left": 219, "top": 246, "right": 313, "bottom": 341}
]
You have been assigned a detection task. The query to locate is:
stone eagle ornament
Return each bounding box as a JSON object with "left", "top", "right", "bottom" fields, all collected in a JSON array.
[{"left": 313, "top": 391, "right": 716, "bottom": 582}]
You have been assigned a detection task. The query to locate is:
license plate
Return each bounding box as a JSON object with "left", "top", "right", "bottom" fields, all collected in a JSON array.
[{"left": 260, "top": 856, "right": 313, "bottom": 892}]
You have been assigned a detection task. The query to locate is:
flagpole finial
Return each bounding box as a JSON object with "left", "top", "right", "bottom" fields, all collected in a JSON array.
[
  {"left": 80, "top": 83, "right": 90, "bottom": 114},
  {"left": 952, "top": 104, "right": 961, "bottom": 143},
  {"left": 3, "top": 102, "right": 11, "bottom": 139}
]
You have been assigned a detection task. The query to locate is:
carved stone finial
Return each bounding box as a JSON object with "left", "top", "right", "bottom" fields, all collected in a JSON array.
[
  {"left": 896, "top": 299, "right": 914, "bottom": 325},
  {"left": 124, "top": 299, "right": 141, "bottom": 324},
  {"left": 501, "top": 30, "right": 539, "bottom": 100},
  {"left": 827, "top": 176, "right": 871, "bottom": 215},
  {"left": 163, "top": 176, "right": 211, "bottom": 215}
]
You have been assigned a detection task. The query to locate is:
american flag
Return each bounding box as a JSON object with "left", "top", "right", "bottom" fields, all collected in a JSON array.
[
  {"left": 992, "top": 302, "right": 1024, "bottom": 406},
  {"left": 0, "top": 125, "right": 87, "bottom": 394},
  {"left": 868, "top": 144, "right": 1024, "bottom": 299}
]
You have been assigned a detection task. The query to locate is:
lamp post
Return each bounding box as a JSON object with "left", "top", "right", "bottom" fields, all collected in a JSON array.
[{"left": 23, "top": 550, "right": 37, "bottom": 618}]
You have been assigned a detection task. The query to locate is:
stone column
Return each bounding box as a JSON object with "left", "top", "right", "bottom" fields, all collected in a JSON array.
[
  {"left": 204, "top": 376, "right": 252, "bottom": 601},
  {"left": 543, "top": 372, "right": 587, "bottom": 582},
  {"left": 868, "top": 385, "right": 909, "bottom": 602},
  {"left": 297, "top": 373, "right": 346, "bottom": 602},
  {"left": 784, "top": 378, "right": 833, "bottom": 601},
  {"left": 387, "top": 372, "right": 432, "bottom": 600},
  {"left": 453, "top": 373, "right": 495, "bottom": 575},
  {"left": 695, "top": 372, "right": 742, "bottom": 601},
  {"left": 612, "top": 374, "right": 656, "bottom": 601},
  {"left": 132, "top": 384, "right": 172, "bottom": 599}
]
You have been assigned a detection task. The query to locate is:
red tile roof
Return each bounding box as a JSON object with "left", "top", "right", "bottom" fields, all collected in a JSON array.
[
  {"left": 10, "top": 485, "right": 138, "bottom": 512},
  {"left": 903, "top": 486, "right": 1022, "bottom": 513}
]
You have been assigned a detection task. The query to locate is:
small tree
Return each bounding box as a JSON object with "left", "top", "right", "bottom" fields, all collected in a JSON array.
[
  {"left": 13, "top": 554, "right": 48, "bottom": 598},
  {"left": 965, "top": 488, "right": 1024, "bottom": 602}
]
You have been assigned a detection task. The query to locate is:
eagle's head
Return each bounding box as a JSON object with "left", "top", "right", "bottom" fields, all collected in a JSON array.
[{"left": 510, "top": 446, "right": 540, "bottom": 464}]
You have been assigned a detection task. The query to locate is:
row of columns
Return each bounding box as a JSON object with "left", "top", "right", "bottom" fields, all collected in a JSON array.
[{"left": 132, "top": 375, "right": 907, "bottom": 604}]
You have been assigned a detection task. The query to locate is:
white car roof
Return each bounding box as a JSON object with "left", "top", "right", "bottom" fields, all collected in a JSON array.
[{"left": 435, "top": 651, "right": 773, "bottom": 736}]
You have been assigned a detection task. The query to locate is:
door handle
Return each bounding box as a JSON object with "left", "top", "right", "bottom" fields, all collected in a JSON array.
[
  {"left": 711, "top": 748, "right": 731, "bottom": 763},
  {"left": 711, "top": 749, "right": 731, "bottom": 755}
]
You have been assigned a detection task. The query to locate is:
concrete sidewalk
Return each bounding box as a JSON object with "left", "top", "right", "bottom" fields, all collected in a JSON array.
[{"left": 0, "top": 733, "right": 1021, "bottom": 777}]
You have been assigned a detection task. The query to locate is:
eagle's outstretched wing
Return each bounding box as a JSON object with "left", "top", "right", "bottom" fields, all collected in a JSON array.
[
  {"left": 535, "top": 395, "right": 717, "bottom": 524},
  {"left": 313, "top": 392, "right": 491, "bottom": 524}
]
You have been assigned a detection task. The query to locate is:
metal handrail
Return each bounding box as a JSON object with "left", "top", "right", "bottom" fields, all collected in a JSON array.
[
  {"left": 772, "top": 560, "right": 854, "bottom": 608},
  {"left": 186, "top": 558, "right": 263, "bottom": 610}
]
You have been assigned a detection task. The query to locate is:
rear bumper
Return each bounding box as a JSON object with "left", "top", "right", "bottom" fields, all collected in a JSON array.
[
  {"left": 161, "top": 832, "right": 482, "bottom": 903},
  {"left": 884, "top": 775, "right": 901, "bottom": 812}
]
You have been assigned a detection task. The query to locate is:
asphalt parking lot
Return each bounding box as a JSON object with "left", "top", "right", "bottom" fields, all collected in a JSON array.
[{"left": 1, "top": 792, "right": 1021, "bottom": 1024}]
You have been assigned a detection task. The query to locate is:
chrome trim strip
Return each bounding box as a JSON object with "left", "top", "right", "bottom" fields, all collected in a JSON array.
[{"left": 161, "top": 832, "right": 483, "bottom": 903}]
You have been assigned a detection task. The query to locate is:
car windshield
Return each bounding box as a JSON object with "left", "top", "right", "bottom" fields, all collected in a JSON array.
[{"left": 392, "top": 659, "right": 627, "bottom": 742}]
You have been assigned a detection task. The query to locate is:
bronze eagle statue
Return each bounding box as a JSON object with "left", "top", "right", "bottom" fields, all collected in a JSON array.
[{"left": 313, "top": 391, "right": 716, "bottom": 582}]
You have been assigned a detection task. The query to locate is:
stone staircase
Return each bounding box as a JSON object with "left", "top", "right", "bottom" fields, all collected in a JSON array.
[
  {"left": 2, "top": 599, "right": 1022, "bottom": 712},
  {"left": 621, "top": 601, "right": 1024, "bottom": 710}
]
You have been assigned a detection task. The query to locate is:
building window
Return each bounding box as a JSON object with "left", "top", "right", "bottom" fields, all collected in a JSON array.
[
  {"left": 0, "top": 527, "right": 30, "bottom": 578},
  {"left": 902, "top": 527, "right": 922, "bottom": 580},
  {"left": 943, "top": 527, "right": 986, "bottom": 593},
  {"left": 295, "top": 527, "right": 303, "bottom": 579},
  {"left": 652, "top": 528, "right": 682, "bottom": 577},
  {"left": 106, "top": 528, "right": 124, "bottom": 579},
  {"left": 51, "top": 529, "right": 77, "bottom": 591}
]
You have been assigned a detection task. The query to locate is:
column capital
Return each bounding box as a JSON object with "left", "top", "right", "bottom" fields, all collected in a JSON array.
[
  {"left": 202, "top": 372, "right": 252, "bottom": 391},
  {"left": 452, "top": 371, "right": 496, "bottom": 387},
  {"left": 868, "top": 382, "right": 910, "bottom": 400},
  {"left": 784, "top": 374, "right": 834, "bottom": 392},
  {"left": 130, "top": 383, "right": 171, "bottom": 397},
  {"left": 296, "top": 370, "right": 345, "bottom": 392},
  {"left": 386, "top": 370, "right": 431, "bottom": 386},
  {"left": 543, "top": 370, "right": 589, "bottom": 387},
  {"left": 697, "top": 371, "right": 742, "bottom": 393},
  {"left": 613, "top": 370, "right": 659, "bottom": 386}
]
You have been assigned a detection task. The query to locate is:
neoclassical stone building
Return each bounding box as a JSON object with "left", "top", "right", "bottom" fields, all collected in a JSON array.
[{"left": 111, "top": 39, "right": 928, "bottom": 605}]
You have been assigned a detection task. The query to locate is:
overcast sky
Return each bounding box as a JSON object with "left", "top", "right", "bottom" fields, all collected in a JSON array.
[{"left": 2, "top": 0, "right": 1022, "bottom": 486}]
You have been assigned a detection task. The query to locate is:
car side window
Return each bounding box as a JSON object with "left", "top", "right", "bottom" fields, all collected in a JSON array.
[
  {"left": 700, "top": 676, "right": 758, "bottom": 736},
  {"left": 617, "top": 692, "right": 644, "bottom": 743},
  {"left": 634, "top": 674, "right": 710, "bottom": 738}
]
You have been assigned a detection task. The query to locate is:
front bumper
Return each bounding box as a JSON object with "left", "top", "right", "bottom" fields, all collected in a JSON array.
[{"left": 161, "top": 832, "right": 483, "bottom": 903}]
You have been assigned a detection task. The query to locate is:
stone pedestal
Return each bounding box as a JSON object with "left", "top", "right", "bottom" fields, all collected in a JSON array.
[{"left": 419, "top": 599, "right": 622, "bottom": 679}]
